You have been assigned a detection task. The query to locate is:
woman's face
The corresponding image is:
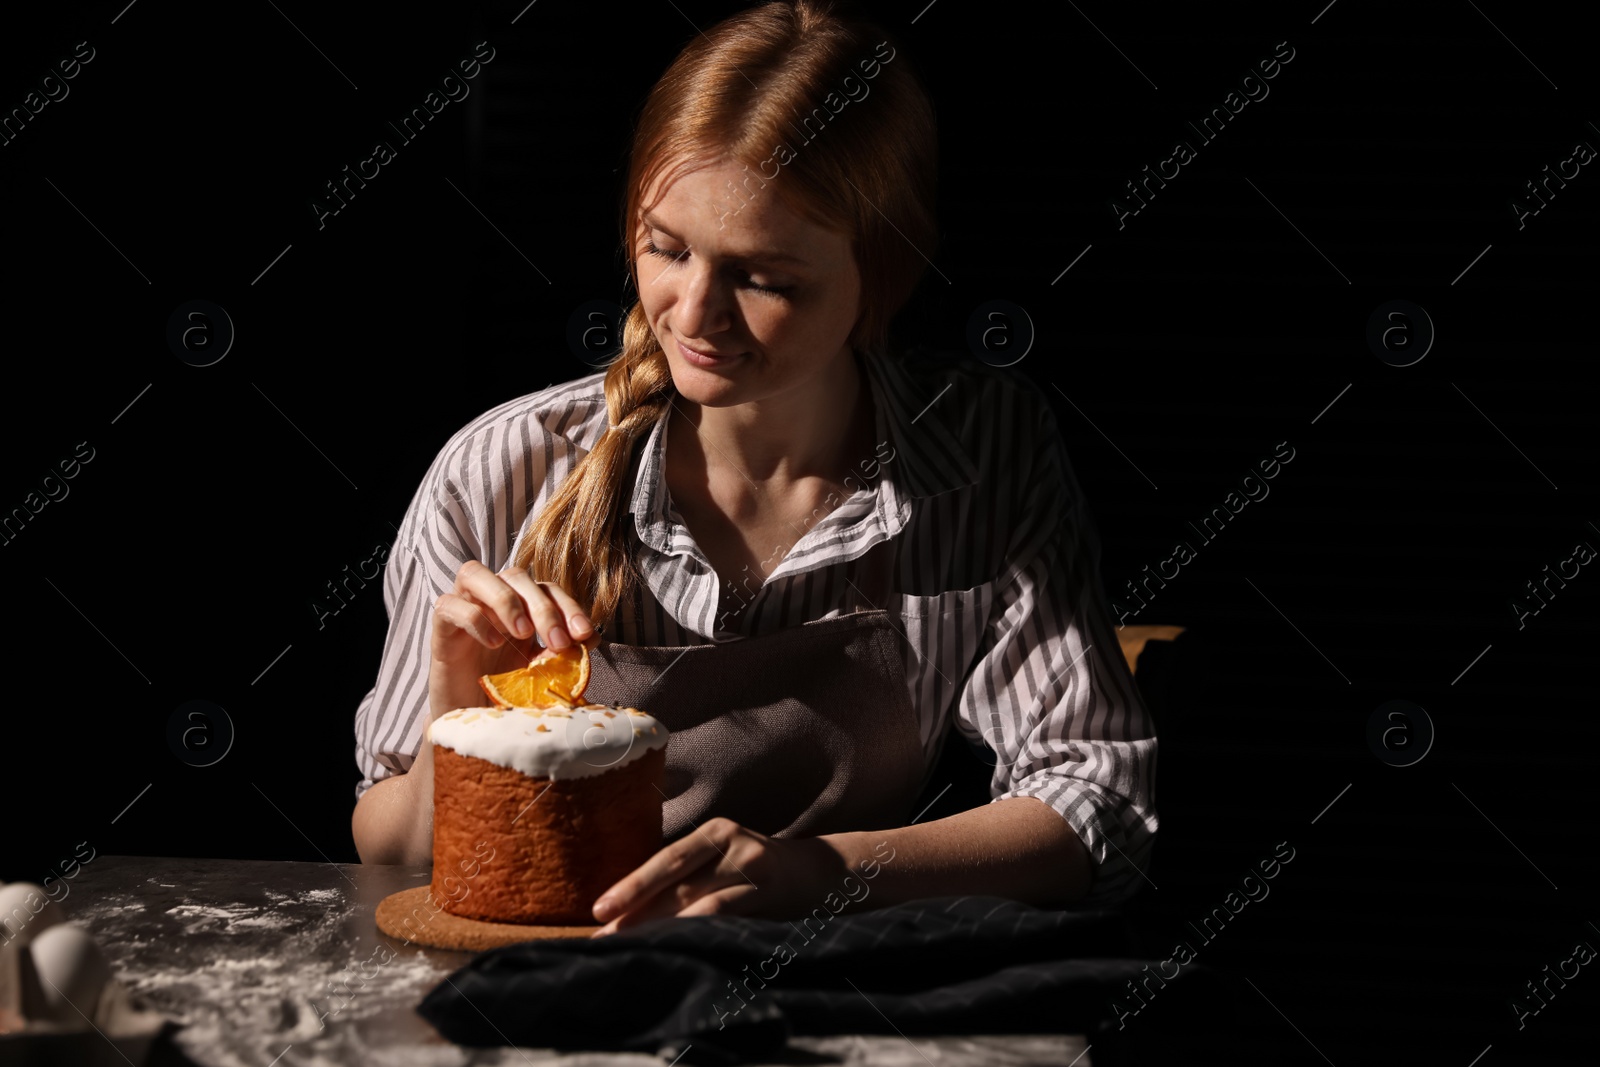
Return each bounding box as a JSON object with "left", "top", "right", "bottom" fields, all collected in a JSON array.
[{"left": 634, "top": 158, "right": 862, "bottom": 408}]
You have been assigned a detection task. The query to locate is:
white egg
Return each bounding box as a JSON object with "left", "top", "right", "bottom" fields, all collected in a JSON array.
[
  {"left": 0, "top": 882, "right": 67, "bottom": 950},
  {"left": 28, "top": 923, "right": 113, "bottom": 1027}
]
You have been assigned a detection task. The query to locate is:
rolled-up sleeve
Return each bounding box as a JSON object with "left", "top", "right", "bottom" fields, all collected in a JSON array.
[
  {"left": 351, "top": 434, "right": 486, "bottom": 801},
  {"left": 956, "top": 396, "right": 1158, "bottom": 907}
]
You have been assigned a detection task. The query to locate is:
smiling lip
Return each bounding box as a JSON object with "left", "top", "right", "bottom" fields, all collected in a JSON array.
[{"left": 676, "top": 337, "right": 746, "bottom": 367}]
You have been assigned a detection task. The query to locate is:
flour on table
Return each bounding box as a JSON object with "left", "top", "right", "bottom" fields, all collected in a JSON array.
[
  {"left": 74, "top": 882, "right": 596, "bottom": 1065},
  {"left": 165, "top": 903, "right": 297, "bottom": 933}
]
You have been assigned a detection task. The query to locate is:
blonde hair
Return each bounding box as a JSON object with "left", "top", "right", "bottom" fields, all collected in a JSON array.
[{"left": 515, "top": 0, "right": 938, "bottom": 630}]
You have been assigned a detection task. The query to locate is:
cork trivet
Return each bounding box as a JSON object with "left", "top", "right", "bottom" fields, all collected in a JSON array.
[{"left": 376, "top": 886, "right": 597, "bottom": 950}]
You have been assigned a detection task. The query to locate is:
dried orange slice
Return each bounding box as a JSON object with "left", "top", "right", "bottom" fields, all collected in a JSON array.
[{"left": 479, "top": 632, "right": 599, "bottom": 708}]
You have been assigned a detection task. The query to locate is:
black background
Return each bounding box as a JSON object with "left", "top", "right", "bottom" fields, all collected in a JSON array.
[{"left": 2, "top": 1, "right": 1595, "bottom": 1063}]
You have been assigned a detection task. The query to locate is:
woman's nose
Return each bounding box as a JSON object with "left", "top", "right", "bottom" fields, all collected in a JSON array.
[{"left": 673, "top": 264, "right": 731, "bottom": 338}]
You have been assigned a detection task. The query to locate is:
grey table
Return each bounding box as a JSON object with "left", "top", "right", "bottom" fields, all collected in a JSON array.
[{"left": 62, "top": 855, "right": 1091, "bottom": 1066}]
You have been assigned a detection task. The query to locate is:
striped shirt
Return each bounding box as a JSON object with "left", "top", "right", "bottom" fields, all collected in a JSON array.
[{"left": 354, "top": 350, "right": 1157, "bottom": 905}]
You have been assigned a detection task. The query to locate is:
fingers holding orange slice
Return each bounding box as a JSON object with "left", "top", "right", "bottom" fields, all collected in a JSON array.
[{"left": 479, "top": 632, "right": 600, "bottom": 708}]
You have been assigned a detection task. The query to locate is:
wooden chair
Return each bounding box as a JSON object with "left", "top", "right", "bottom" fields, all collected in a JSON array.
[{"left": 1117, "top": 625, "right": 1187, "bottom": 677}]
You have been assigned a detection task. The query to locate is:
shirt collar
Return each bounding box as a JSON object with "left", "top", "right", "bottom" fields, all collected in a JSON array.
[
  {"left": 630, "top": 348, "right": 980, "bottom": 553},
  {"left": 631, "top": 409, "right": 679, "bottom": 554}
]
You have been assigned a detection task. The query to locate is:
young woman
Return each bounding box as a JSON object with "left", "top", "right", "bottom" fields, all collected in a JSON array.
[{"left": 351, "top": 0, "right": 1156, "bottom": 936}]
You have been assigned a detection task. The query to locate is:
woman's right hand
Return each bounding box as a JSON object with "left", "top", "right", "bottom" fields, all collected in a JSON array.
[{"left": 429, "top": 560, "right": 597, "bottom": 720}]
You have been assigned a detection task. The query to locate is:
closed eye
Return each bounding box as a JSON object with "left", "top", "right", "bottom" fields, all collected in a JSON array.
[
  {"left": 642, "top": 240, "right": 689, "bottom": 267},
  {"left": 641, "top": 241, "right": 793, "bottom": 297}
]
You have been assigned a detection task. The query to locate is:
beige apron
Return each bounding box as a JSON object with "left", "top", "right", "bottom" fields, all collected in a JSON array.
[{"left": 581, "top": 540, "right": 931, "bottom": 842}]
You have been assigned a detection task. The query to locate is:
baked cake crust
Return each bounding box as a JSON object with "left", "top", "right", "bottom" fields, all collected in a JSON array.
[{"left": 430, "top": 743, "right": 666, "bottom": 924}]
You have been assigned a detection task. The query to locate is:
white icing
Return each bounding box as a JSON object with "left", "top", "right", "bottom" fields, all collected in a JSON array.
[{"left": 427, "top": 704, "right": 667, "bottom": 780}]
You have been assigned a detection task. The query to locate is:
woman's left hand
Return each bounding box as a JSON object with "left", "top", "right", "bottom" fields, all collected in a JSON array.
[{"left": 589, "top": 818, "right": 850, "bottom": 936}]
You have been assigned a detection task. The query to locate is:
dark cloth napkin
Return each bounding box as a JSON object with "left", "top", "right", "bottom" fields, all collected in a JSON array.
[{"left": 416, "top": 895, "right": 1243, "bottom": 1065}]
